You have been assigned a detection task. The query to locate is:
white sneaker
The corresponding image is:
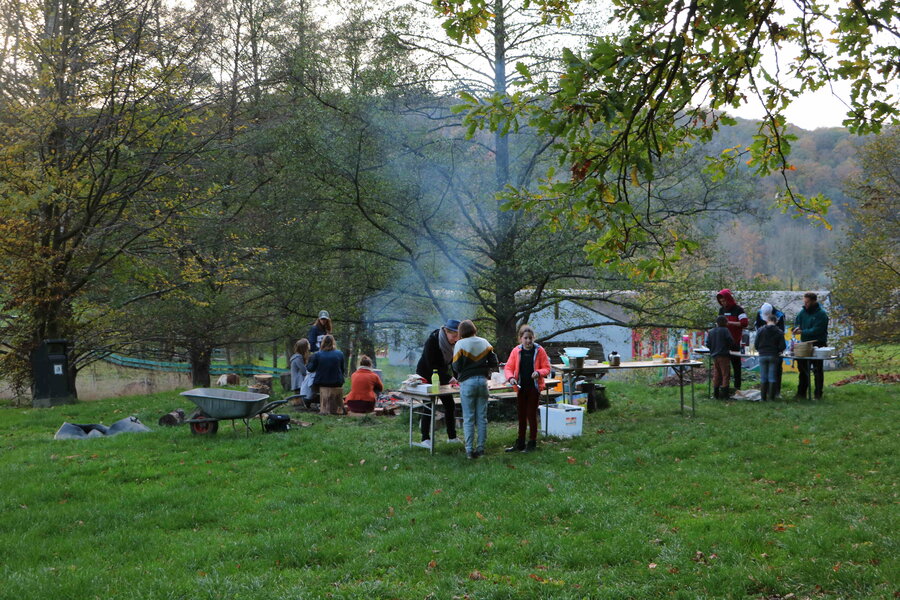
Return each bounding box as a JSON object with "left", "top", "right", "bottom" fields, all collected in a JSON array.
[
  {"left": 446, "top": 437, "right": 462, "bottom": 444},
  {"left": 416, "top": 439, "right": 432, "bottom": 449}
]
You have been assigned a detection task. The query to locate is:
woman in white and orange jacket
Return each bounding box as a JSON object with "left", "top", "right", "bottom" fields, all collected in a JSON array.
[{"left": 502, "top": 324, "right": 552, "bottom": 453}]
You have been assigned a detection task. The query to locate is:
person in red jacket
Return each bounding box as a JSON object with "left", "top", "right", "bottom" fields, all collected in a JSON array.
[
  {"left": 716, "top": 289, "right": 749, "bottom": 390},
  {"left": 344, "top": 355, "right": 383, "bottom": 414},
  {"left": 503, "top": 324, "right": 552, "bottom": 453}
]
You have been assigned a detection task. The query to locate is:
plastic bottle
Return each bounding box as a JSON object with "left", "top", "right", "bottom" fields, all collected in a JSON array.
[
  {"left": 682, "top": 335, "right": 690, "bottom": 359},
  {"left": 430, "top": 369, "right": 440, "bottom": 393}
]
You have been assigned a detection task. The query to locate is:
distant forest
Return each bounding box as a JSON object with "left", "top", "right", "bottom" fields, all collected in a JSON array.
[{"left": 708, "top": 118, "right": 862, "bottom": 289}]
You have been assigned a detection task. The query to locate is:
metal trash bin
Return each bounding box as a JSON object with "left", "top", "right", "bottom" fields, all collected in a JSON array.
[{"left": 31, "top": 339, "right": 75, "bottom": 407}]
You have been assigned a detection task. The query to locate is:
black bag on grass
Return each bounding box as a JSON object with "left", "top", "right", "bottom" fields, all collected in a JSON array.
[{"left": 264, "top": 414, "right": 291, "bottom": 433}]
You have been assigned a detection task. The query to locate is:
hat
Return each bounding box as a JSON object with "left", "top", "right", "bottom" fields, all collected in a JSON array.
[
  {"left": 318, "top": 310, "right": 330, "bottom": 320},
  {"left": 760, "top": 303, "right": 773, "bottom": 318},
  {"left": 444, "top": 319, "right": 460, "bottom": 332}
]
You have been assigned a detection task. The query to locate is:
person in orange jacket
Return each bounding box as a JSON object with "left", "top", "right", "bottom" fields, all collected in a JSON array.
[
  {"left": 344, "top": 355, "right": 383, "bottom": 414},
  {"left": 503, "top": 324, "right": 552, "bottom": 453}
]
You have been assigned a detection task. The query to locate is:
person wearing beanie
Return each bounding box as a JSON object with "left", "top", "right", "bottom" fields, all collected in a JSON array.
[
  {"left": 754, "top": 313, "right": 787, "bottom": 401},
  {"left": 307, "top": 310, "right": 333, "bottom": 353},
  {"left": 414, "top": 319, "right": 462, "bottom": 447},
  {"left": 754, "top": 302, "right": 786, "bottom": 398}
]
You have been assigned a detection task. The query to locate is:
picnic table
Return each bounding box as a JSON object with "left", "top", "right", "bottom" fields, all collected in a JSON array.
[
  {"left": 693, "top": 348, "right": 836, "bottom": 400},
  {"left": 553, "top": 360, "right": 701, "bottom": 416},
  {"left": 401, "top": 380, "right": 561, "bottom": 453}
]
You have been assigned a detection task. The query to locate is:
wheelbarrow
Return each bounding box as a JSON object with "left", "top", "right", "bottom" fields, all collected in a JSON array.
[{"left": 180, "top": 388, "right": 288, "bottom": 435}]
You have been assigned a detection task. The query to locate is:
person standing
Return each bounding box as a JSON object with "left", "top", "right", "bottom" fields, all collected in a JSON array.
[
  {"left": 754, "top": 313, "right": 787, "bottom": 401},
  {"left": 344, "top": 355, "right": 383, "bottom": 414},
  {"left": 306, "top": 335, "right": 345, "bottom": 415},
  {"left": 452, "top": 320, "right": 499, "bottom": 459},
  {"left": 503, "top": 324, "right": 551, "bottom": 453},
  {"left": 706, "top": 316, "right": 739, "bottom": 399},
  {"left": 793, "top": 292, "right": 829, "bottom": 399},
  {"left": 307, "top": 310, "right": 333, "bottom": 353},
  {"left": 415, "top": 319, "right": 462, "bottom": 448},
  {"left": 289, "top": 339, "right": 310, "bottom": 406},
  {"left": 716, "top": 289, "right": 749, "bottom": 390},
  {"left": 755, "top": 302, "right": 786, "bottom": 398}
]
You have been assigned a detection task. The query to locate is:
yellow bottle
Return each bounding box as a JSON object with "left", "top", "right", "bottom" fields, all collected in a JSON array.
[{"left": 431, "top": 369, "right": 440, "bottom": 393}]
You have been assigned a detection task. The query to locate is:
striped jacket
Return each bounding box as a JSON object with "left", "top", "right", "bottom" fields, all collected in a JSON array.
[{"left": 452, "top": 336, "right": 499, "bottom": 383}]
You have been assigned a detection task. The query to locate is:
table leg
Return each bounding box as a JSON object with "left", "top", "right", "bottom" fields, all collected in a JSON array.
[
  {"left": 430, "top": 398, "right": 435, "bottom": 455},
  {"left": 408, "top": 397, "right": 414, "bottom": 447},
  {"left": 678, "top": 367, "right": 684, "bottom": 415},
  {"left": 690, "top": 366, "right": 695, "bottom": 416}
]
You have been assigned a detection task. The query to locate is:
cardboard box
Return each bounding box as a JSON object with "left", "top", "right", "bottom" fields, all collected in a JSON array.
[{"left": 539, "top": 403, "right": 585, "bottom": 438}]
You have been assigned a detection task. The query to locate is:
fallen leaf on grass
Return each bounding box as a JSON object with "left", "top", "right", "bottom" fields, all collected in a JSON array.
[
  {"left": 668, "top": 567, "right": 679, "bottom": 574},
  {"left": 386, "top": 506, "right": 394, "bottom": 518},
  {"left": 359, "top": 459, "right": 366, "bottom": 465},
  {"left": 507, "top": 464, "right": 516, "bottom": 469},
  {"left": 832, "top": 562, "right": 841, "bottom": 572},
  {"left": 529, "top": 573, "right": 548, "bottom": 582},
  {"left": 468, "top": 570, "right": 486, "bottom": 580},
  {"left": 773, "top": 523, "right": 796, "bottom": 532},
  {"left": 433, "top": 489, "right": 443, "bottom": 495},
  {"left": 648, "top": 563, "right": 657, "bottom": 569},
  {"left": 427, "top": 560, "right": 437, "bottom": 569},
  {"left": 567, "top": 456, "right": 576, "bottom": 464}
]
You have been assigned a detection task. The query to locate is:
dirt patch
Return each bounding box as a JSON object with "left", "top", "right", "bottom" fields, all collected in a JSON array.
[
  {"left": 654, "top": 367, "right": 709, "bottom": 387},
  {"left": 832, "top": 373, "right": 900, "bottom": 386}
]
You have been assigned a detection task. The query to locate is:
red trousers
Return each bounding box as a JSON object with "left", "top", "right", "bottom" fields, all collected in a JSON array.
[{"left": 516, "top": 386, "right": 540, "bottom": 440}]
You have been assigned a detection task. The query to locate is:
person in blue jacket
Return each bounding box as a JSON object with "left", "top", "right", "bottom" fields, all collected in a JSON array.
[{"left": 307, "top": 335, "right": 345, "bottom": 414}]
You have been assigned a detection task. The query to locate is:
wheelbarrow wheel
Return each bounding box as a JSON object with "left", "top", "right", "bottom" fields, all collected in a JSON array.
[{"left": 190, "top": 420, "right": 219, "bottom": 435}]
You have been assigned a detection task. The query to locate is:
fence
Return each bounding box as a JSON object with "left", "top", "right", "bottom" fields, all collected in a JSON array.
[{"left": 102, "top": 354, "right": 288, "bottom": 377}]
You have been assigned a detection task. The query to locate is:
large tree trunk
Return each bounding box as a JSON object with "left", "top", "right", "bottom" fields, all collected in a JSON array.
[
  {"left": 490, "top": 0, "right": 517, "bottom": 359},
  {"left": 189, "top": 346, "right": 212, "bottom": 387}
]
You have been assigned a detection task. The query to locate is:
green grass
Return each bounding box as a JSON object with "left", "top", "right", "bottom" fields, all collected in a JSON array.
[{"left": 0, "top": 374, "right": 896, "bottom": 599}]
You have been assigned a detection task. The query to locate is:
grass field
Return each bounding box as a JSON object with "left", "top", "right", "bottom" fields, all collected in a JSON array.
[{"left": 0, "top": 372, "right": 896, "bottom": 599}]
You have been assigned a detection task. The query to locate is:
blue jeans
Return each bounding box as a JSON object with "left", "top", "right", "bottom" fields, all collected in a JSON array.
[
  {"left": 759, "top": 355, "right": 779, "bottom": 385},
  {"left": 459, "top": 376, "right": 489, "bottom": 453}
]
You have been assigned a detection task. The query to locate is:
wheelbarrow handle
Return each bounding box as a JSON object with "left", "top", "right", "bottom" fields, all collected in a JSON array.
[{"left": 260, "top": 399, "right": 289, "bottom": 414}]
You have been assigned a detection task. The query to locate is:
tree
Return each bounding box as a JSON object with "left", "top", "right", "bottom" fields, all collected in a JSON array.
[
  {"left": 438, "top": 0, "right": 899, "bottom": 276},
  {"left": 0, "top": 0, "right": 220, "bottom": 399},
  {"left": 829, "top": 128, "right": 900, "bottom": 374}
]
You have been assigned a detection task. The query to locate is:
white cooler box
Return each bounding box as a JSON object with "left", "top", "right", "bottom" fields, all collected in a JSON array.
[{"left": 539, "top": 403, "right": 585, "bottom": 438}]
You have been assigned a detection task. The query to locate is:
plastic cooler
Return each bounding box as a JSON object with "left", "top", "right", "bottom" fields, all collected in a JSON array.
[{"left": 539, "top": 403, "right": 585, "bottom": 438}]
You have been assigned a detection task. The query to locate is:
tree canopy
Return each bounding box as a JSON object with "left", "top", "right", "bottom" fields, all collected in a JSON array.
[{"left": 438, "top": 0, "right": 900, "bottom": 274}]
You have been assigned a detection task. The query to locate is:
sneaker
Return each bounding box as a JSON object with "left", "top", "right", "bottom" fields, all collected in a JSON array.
[
  {"left": 446, "top": 437, "right": 462, "bottom": 444},
  {"left": 466, "top": 451, "right": 475, "bottom": 459},
  {"left": 473, "top": 449, "right": 484, "bottom": 458},
  {"left": 416, "top": 439, "right": 432, "bottom": 449}
]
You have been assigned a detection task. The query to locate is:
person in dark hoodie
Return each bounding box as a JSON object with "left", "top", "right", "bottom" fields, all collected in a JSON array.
[
  {"left": 792, "top": 292, "right": 829, "bottom": 399},
  {"left": 706, "top": 316, "right": 739, "bottom": 399},
  {"left": 716, "top": 289, "right": 749, "bottom": 390},
  {"left": 755, "top": 302, "right": 786, "bottom": 398},
  {"left": 754, "top": 313, "right": 787, "bottom": 401},
  {"left": 414, "top": 319, "right": 462, "bottom": 448}
]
